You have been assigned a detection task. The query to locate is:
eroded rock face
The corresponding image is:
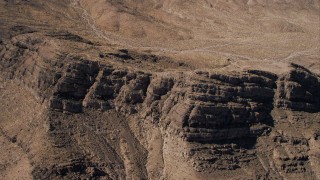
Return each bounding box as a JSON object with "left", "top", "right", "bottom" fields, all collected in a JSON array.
[
  {"left": 50, "top": 58, "right": 99, "bottom": 113},
  {"left": 46, "top": 60, "right": 320, "bottom": 178},
  {"left": 276, "top": 64, "right": 320, "bottom": 112},
  {"left": 1, "top": 37, "right": 320, "bottom": 179}
]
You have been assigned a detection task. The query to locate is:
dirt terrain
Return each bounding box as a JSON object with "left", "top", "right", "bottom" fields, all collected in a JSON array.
[{"left": 0, "top": 0, "right": 319, "bottom": 179}]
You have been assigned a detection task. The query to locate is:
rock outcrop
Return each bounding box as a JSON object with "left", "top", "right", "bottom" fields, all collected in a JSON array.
[
  {"left": 276, "top": 63, "right": 320, "bottom": 112},
  {"left": 1, "top": 0, "right": 320, "bottom": 178},
  {"left": 1, "top": 35, "right": 320, "bottom": 179}
]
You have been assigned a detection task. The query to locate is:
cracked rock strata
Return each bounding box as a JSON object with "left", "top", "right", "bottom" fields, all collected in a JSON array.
[{"left": 1, "top": 36, "right": 320, "bottom": 179}]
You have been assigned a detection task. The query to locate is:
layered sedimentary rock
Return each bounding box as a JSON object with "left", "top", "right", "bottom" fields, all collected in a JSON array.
[
  {"left": 1, "top": 35, "right": 320, "bottom": 179},
  {"left": 276, "top": 64, "right": 320, "bottom": 112}
]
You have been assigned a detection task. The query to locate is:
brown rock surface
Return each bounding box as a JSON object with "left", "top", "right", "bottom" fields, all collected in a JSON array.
[{"left": 0, "top": 0, "right": 319, "bottom": 179}]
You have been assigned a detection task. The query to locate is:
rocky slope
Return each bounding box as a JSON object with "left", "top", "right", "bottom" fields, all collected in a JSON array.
[
  {"left": 77, "top": 0, "right": 320, "bottom": 72},
  {"left": 0, "top": 0, "right": 320, "bottom": 179},
  {"left": 1, "top": 32, "right": 320, "bottom": 179}
]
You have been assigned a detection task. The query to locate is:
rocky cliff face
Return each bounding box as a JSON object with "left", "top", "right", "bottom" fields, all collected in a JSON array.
[
  {"left": 276, "top": 64, "right": 320, "bottom": 112},
  {"left": 1, "top": 34, "right": 319, "bottom": 179}
]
